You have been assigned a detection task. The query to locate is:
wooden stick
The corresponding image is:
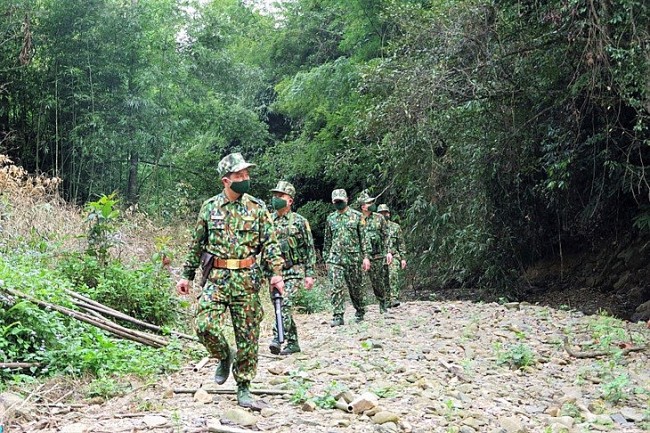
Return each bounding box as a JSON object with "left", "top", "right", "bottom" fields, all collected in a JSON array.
[
  {"left": 3, "top": 287, "right": 167, "bottom": 347},
  {"left": 0, "top": 362, "right": 41, "bottom": 369},
  {"left": 172, "top": 388, "right": 289, "bottom": 396},
  {"left": 193, "top": 357, "right": 211, "bottom": 372},
  {"left": 65, "top": 289, "right": 197, "bottom": 341},
  {"left": 562, "top": 336, "right": 647, "bottom": 358},
  {"left": 209, "top": 425, "right": 258, "bottom": 433}
]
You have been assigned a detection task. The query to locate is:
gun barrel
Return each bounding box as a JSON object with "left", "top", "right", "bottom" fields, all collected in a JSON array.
[{"left": 272, "top": 291, "right": 284, "bottom": 344}]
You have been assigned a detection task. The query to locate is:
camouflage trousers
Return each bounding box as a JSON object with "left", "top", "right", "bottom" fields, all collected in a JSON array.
[
  {"left": 368, "top": 257, "right": 387, "bottom": 307},
  {"left": 385, "top": 259, "right": 402, "bottom": 304},
  {"left": 271, "top": 277, "right": 303, "bottom": 346},
  {"left": 196, "top": 268, "right": 263, "bottom": 385},
  {"left": 328, "top": 262, "right": 365, "bottom": 319}
]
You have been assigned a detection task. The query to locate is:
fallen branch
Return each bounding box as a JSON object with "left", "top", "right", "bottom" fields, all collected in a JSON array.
[
  {"left": 172, "top": 388, "right": 289, "bottom": 396},
  {"left": 193, "top": 357, "right": 211, "bottom": 372},
  {"left": 562, "top": 336, "right": 647, "bottom": 358},
  {"left": 3, "top": 287, "right": 167, "bottom": 347},
  {"left": 209, "top": 425, "right": 259, "bottom": 433},
  {"left": 0, "top": 362, "right": 41, "bottom": 369},
  {"left": 64, "top": 288, "right": 197, "bottom": 341}
]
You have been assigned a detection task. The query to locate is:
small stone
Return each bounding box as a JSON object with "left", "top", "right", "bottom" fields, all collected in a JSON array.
[
  {"left": 499, "top": 415, "right": 528, "bottom": 433},
  {"left": 336, "top": 419, "right": 350, "bottom": 427},
  {"left": 301, "top": 400, "right": 317, "bottom": 412},
  {"left": 376, "top": 421, "right": 399, "bottom": 433},
  {"left": 504, "top": 302, "right": 521, "bottom": 310},
  {"left": 460, "top": 427, "right": 476, "bottom": 433},
  {"left": 193, "top": 388, "right": 213, "bottom": 404},
  {"left": 162, "top": 387, "right": 174, "bottom": 398},
  {"left": 269, "top": 377, "right": 286, "bottom": 385},
  {"left": 223, "top": 408, "right": 258, "bottom": 427},
  {"left": 372, "top": 411, "right": 400, "bottom": 424},
  {"left": 554, "top": 416, "right": 574, "bottom": 428},
  {"left": 267, "top": 365, "right": 285, "bottom": 375},
  {"left": 620, "top": 407, "right": 646, "bottom": 422},
  {"left": 143, "top": 415, "right": 168, "bottom": 427},
  {"left": 610, "top": 413, "right": 634, "bottom": 426},
  {"left": 60, "top": 424, "right": 90, "bottom": 433},
  {"left": 545, "top": 406, "right": 561, "bottom": 417},
  {"left": 260, "top": 407, "right": 279, "bottom": 417}
]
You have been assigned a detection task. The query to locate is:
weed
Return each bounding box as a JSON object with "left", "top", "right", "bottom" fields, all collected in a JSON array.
[
  {"left": 497, "top": 343, "right": 536, "bottom": 369},
  {"left": 600, "top": 373, "right": 630, "bottom": 403}
]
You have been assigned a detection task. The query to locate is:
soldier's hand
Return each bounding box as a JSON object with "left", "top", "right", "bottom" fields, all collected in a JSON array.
[
  {"left": 386, "top": 252, "right": 393, "bottom": 265},
  {"left": 270, "top": 275, "right": 285, "bottom": 295},
  {"left": 362, "top": 258, "right": 371, "bottom": 271},
  {"left": 401, "top": 259, "right": 407, "bottom": 269},
  {"left": 176, "top": 279, "right": 190, "bottom": 296},
  {"left": 304, "top": 277, "right": 314, "bottom": 290}
]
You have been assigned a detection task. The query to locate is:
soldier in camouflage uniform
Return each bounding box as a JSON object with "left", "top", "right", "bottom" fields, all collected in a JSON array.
[
  {"left": 323, "top": 189, "right": 371, "bottom": 326},
  {"left": 378, "top": 204, "right": 407, "bottom": 307},
  {"left": 267, "top": 180, "right": 317, "bottom": 355},
  {"left": 176, "top": 153, "right": 285, "bottom": 409},
  {"left": 357, "top": 191, "right": 391, "bottom": 313}
]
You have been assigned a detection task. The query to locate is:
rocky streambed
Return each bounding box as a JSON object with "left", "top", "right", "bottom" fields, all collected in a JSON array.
[{"left": 3, "top": 300, "right": 649, "bottom": 433}]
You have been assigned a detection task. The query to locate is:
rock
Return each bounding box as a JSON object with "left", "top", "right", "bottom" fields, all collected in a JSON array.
[
  {"left": 631, "top": 300, "right": 650, "bottom": 322},
  {"left": 348, "top": 392, "right": 379, "bottom": 414},
  {"left": 400, "top": 420, "right": 413, "bottom": 433},
  {"left": 269, "top": 377, "right": 287, "bottom": 385},
  {"left": 504, "top": 302, "right": 521, "bottom": 310},
  {"left": 0, "top": 392, "right": 35, "bottom": 421},
  {"left": 143, "top": 415, "right": 168, "bottom": 427},
  {"left": 162, "top": 387, "right": 174, "bottom": 398},
  {"left": 60, "top": 423, "right": 90, "bottom": 433},
  {"left": 193, "top": 388, "right": 213, "bottom": 404},
  {"left": 620, "top": 407, "right": 646, "bottom": 422},
  {"left": 223, "top": 408, "right": 258, "bottom": 427},
  {"left": 610, "top": 413, "right": 634, "bottom": 426},
  {"left": 301, "top": 400, "right": 317, "bottom": 412},
  {"left": 499, "top": 415, "right": 527, "bottom": 433},
  {"left": 376, "top": 421, "right": 399, "bottom": 433},
  {"left": 260, "top": 407, "right": 278, "bottom": 417},
  {"left": 372, "top": 411, "right": 400, "bottom": 424},
  {"left": 548, "top": 423, "right": 572, "bottom": 433},
  {"left": 545, "top": 406, "right": 561, "bottom": 417},
  {"left": 553, "top": 416, "right": 575, "bottom": 428},
  {"left": 460, "top": 427, "right": 476, "bottom": 433},
  {"left": 267, "top": 365, "right": 286, "bottom": 375}
]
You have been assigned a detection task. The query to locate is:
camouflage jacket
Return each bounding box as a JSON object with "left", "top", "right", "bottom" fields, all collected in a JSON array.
[
  {"left": 181, "top": 192, "right": 283, "bottom": 280},
  {"left": 323, "top": 207, "right": 370, "bottom": 265},
  {"left": 272, "top": 210, "right": 317, "bottom": 280},
  {"left": 386, "top": 220, "right": 406, "bottom": 259},
  {"left": 361, "top": 211, "right": 388, "bottom": 259}
]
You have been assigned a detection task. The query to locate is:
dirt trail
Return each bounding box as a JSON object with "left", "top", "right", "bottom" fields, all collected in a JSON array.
[{"left": 7, "top": 299, "right": 650, "bottom": 433}]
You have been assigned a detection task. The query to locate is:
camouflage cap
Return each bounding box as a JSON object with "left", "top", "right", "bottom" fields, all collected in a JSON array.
[
  {"left": 331, "top": 189, "right": 348, "bottom": 202},
  {"left": 356, "top": 190, "right": 376, "bottom": 205},
  {"left": 217, "top": 152, "right": 256, "bottom": 177},
  {"left": 270, "top": 180, "right": 296, "bottom": 198},
  {"left": 377, "top": 204, "right": 390, "bottom": 213}
]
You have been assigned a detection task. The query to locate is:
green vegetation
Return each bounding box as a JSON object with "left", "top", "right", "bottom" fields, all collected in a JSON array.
[{"left": 495, "top": 342, "right": 537, "bottom": 370}]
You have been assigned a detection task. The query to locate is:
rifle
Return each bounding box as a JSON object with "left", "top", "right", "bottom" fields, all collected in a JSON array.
[
  {"left": 271, "top": 288, "right": 284, "bottom": 344},
  {"left": 199, "top": 252, "right": 214, "bottom": 287}
]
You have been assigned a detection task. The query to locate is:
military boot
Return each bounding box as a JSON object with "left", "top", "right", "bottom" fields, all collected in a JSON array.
[
  {"left": 214, "top": 348, "right": 234, "bottom": 385},
  {"left": 237, "top": 382, "right": 255, "bottom": 408},
  {"left": 355, "top": 311, "right": 365, "bottom": 322},
  {"left": 379, "top": 301, "right": 388, "bottom": 314},
  {"left": 330, "top": 316, "right": 344, "bottom": 327},
  {"left": 269, "top": 339, "right": 281, "bottom": 355},
  {"left": 280, "top": 342, "right": 301, "bottom": 355}
]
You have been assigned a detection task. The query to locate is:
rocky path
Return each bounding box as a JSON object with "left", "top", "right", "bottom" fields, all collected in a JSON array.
[{"left": 4, "top": 300, "right": 650, "bottom": 433}]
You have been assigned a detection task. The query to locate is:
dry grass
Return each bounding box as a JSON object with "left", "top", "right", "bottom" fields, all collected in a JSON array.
[{"left": 0, "top": 154, "right": 186, "bottom": 265}]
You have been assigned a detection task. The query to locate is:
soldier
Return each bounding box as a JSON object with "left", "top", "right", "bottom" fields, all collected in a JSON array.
[
  {"left": 358, "top": 191, "right": 391, "bottom": 313},
  {"left": 378, "top": 204, "right": 407, "bottom": 307},
  {"left": 176, "top": 152, "right": 285, "bottom": 409},
  {"left": 323, "top": 189, "right": 370, "bottom": 326},
  {"left": 267, "top": 180, "right": 317, "bottom": 355}
]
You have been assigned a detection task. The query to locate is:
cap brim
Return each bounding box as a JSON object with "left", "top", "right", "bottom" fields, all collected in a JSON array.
[{"left": 230, "top": 162, "right": 256, "bottom": 173}]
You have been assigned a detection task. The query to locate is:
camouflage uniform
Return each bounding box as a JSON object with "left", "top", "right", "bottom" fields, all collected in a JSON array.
[
  {"left": 269, "top": 181, "right": 316, "bottom": 352},
  {"left": 378, "top": 204, "right": 407, "bottom": 306},
  {"left": 181, "top": 154, "right": 283, "bottom": 388},
  {"left": 358, "top": 192, "right": 389, "bottom": 312},
  {"left": 323, "top": 189, "right": 370, "bottom": 323}
]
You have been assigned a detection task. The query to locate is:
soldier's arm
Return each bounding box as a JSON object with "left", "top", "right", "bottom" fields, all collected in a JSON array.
[
  {"left": 380, "top": 216, "right": 389, "bottom": 255},
  {"left": 301, "top": 218, "right": 317, "bottom": 277},
  {"left": 259, "top": 208, "right": 284, "bottom": 277},
  {"left": 181, "top": 203, "right": 209, "bottom": 281},
  {"left": 323, "top": 216, "right": 332, "bottom": 259},
  {"left": 397, "top": 224, "right": 407, "bottom": 258},
  {"left": 359, "top": 217, "right": 371, "bottom": 259}
]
